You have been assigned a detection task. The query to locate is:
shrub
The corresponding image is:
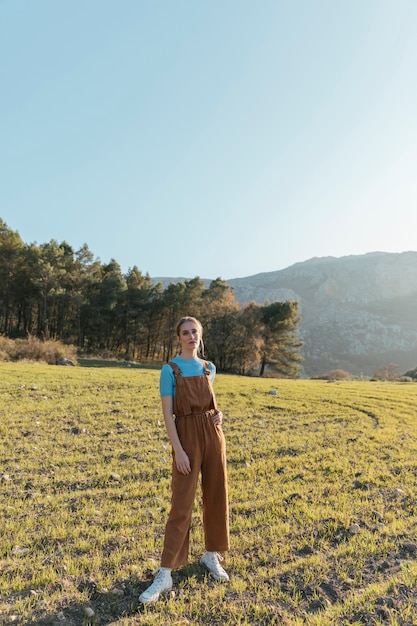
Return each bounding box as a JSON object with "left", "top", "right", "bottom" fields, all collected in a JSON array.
[
  {"left": 0, "top": 336, "right": 18, "bottom": 360},
  {"left": 404, "top": 366, "right": 417, "bottom": 380},
  {"left": 0, "top": 335, "right": 77, "bottom": 365},
  {"left": 372, "top": 363, "right": 400, "bottom": 381},
  {"left": 313, "top": 369, "right": 351, "bottom": 381}
]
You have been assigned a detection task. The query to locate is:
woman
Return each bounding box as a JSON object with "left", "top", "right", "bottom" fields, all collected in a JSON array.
[{"left": 139, "top": 316, "right": 230, "bottom": 604}]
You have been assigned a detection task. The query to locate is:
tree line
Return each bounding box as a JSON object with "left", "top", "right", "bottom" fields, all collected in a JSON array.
[{"left": 0, "top": 218, "right": 303, "bottom": 376}]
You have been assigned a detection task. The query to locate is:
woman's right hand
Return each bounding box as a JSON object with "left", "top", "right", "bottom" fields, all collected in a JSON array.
[{"left": 175, "top": 448, "right": 191, "bottom": 475}]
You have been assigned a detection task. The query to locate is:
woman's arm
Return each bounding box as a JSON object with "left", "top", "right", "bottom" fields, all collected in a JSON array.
[{"left": 161, "top": 395, "right": 191, "bottom": 475}]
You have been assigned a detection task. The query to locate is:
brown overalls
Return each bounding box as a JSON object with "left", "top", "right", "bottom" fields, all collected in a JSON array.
[{"left": 161, "top": 361, "right": 229, "bottom": 569}]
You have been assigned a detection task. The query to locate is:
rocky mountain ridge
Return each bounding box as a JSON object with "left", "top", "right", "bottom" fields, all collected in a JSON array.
[{"left": 154, "top": 251, "right": 417, "bottom": 377}]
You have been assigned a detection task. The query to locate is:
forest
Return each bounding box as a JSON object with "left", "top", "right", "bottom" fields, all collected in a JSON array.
[{"left": 0, "top": 219, "right": 303, "bottom": 376}]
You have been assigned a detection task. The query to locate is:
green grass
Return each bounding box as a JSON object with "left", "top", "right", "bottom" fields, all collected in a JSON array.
[{"left": 0, "top": 363, "right": 416, "bottom": 625}]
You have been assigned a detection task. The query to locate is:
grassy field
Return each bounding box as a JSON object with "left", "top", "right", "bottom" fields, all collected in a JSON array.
[{"left": 0, "top": 363, "right": 416, "bottom": 625}]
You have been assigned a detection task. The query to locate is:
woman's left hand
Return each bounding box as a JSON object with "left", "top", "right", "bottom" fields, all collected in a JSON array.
[{"left": 212, "top": 409, "right": 223, "bottom": 426}]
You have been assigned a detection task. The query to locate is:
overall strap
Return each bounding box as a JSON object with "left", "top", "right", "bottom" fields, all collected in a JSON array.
[
  {"left": 168, "top": 361, "right": 189, "bottom": 415},
  {"left": 202, "top": 360, "right": 211, "bottom": 377},
  {"left": 169, "top": 360, "right": 210, "bottom": 378},
  {"left": 203, "top": 360, "right": 218, "bottom": 410},
  {"left": 168, "top": 361, "right": 182, "bottom": 377}
]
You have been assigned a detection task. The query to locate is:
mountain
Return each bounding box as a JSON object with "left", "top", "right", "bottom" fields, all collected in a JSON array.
[{"left": 154, "top": 251, "right": 417, "bottom": 377}]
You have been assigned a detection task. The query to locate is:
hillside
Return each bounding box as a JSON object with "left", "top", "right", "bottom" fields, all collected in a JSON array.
[{"left": 155, "top": 251, "right": 417, "bottom": 377}]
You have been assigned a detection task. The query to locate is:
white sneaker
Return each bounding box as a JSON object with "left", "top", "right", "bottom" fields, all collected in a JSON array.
[
  {"left": 139, "top": 568, "right": 173, "bottom": 604},
  {"left": 200, "top": 552, "right": 229, "bottom": 581}
]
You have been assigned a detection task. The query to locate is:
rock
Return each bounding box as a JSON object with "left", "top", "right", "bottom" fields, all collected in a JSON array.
[
  {"left": 288, "top": 492, "right": 302, "bottom": 501},
  {"left": 349, "top": 523, "right": 360, "bottom": 535},
  {"left": 308, "top": 597, "right": 331, "bottom": 612},
  {"left": 12, "top": 545, "right": 29, "bottom": 556},
  {"left": 276, "top": 466, "right": 289, "bottom": 474},
  {"left": 376, "top": 596, "right": 395, "bottom": 608},
  {"left": 110, "top": 587, "right": 124, "bottom": 596},
  {"left": 269, "top": 389, "right": 278, "bottom": 395},
  {"left": 376, "top": 607, "right": 391, "bottom": 620},
  {"left": 83, "top": 607, "right": 94, "bottom": 618},
  {"left": 56, "top": 358, "right": 75, "bottom": 366},
  {"left": 403, "top": 541, "right": 417, "bottom": 554}
]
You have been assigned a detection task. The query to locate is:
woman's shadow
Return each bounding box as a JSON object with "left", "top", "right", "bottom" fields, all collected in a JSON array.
[{"left": 22, "top": 562, "right": 209, "bottom": 625}]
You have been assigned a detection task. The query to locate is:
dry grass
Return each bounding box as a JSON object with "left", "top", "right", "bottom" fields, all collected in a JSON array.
[{"left": 0, "top": 336, "right": 77, "bottom": 365}]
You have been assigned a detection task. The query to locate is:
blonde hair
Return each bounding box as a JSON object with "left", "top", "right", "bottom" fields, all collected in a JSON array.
[{"left": 176, "top": 316, "right": 205, "bottom": 355}]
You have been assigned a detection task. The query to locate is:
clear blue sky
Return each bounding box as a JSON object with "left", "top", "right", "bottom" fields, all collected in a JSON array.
[{"left": 1, "top": 0, "right": 416, "bottom": 279}]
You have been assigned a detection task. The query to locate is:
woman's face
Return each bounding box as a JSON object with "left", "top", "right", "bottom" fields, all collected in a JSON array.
[{"left": 178, "top": 320, "right": 201, "bottom": 352}]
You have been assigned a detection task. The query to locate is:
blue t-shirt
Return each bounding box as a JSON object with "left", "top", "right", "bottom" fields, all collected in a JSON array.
[{"left": 160, "top": 356, "right": 216, "bottom": 397}]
